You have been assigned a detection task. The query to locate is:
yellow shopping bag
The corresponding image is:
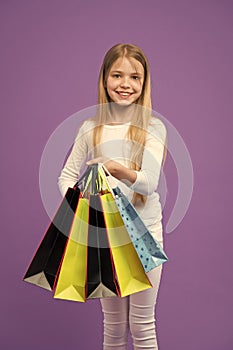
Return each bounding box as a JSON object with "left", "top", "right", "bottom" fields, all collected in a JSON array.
[
  {"left": 100, "top": 192, "right": 152, "bottom": 297},
  {"left": 54, "top": 198, "right": 89, "bottom": 302}
]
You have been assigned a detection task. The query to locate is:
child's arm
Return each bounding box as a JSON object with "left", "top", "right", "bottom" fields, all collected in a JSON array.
[
  {"left": 57, "top": 121, "right": 89, "bottom": 197},
  {"left": 86, "top": 158, "right": 137, "bottom": 185},
  {"left": 87, "top": 119, "right": 167, "bottom": 196},
  {"left": 129, "top": 119, "right": 167, "bottom": 195}
]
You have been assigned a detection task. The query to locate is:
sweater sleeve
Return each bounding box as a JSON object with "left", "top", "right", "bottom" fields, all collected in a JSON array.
[
  {"left": 129, "top": 119, "right": 167, "bottom": 196},
  {"left": 57, "top": 121, "right": 90, "bottom": 197}
]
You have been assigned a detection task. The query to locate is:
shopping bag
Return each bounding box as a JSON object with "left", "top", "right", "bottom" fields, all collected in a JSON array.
[
  {"left": 54, "top": 165, "right": 120, "bottom": 302},
  {"left": 86, "top": 194, "right": 120, "bottom": 299},
  {"left": 53, "top": 197, "right": 89, "bottom": 302},
  {"left": 23, "top": 187, "right": 81, "bottom": 291},
  {"left": 112, "top": 186, "right": 169, "bottom": 272},
  {"left": 23, "top": 166, "right": 93, "bottom": 291},
  {"left": 100, "top": 192, "right": 152, "bottom": 297},
  {"left": 99, "top": 164, "right": 169, "bottom": 272}
]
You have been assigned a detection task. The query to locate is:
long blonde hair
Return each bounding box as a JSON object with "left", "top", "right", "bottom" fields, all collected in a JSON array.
[{"left": 93, "top": 43, "right": 167, "bottom": 205}]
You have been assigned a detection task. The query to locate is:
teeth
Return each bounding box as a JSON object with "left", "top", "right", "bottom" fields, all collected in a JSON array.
[{"left": 118, "top": 92, "right": 131, "bottom": 96}]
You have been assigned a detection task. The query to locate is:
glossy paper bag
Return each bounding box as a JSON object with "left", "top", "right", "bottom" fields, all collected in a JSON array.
[
  {"left": 54, "top": 198, "right": 89, "bottom": 302},
  {"left": 86, "top": 194, "right": 120, "bottom": 299},
  {"left": 113, "top": 187, "right": 169, "bottom": 272},
  {"left": 23, "top": 186, "right": 81, "bottom": 291},
  {"left": 100, "top": 192, "right": 152, "bottom": 297}
]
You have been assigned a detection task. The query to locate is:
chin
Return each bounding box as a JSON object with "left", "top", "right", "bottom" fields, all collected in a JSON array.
[{"left": 116, "top": 98, "right": 134, "bottom": 104}]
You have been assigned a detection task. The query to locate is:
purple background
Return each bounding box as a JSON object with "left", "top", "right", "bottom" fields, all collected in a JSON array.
[{"left": 1, "top": 1, "right": 232, "bottom": 349}]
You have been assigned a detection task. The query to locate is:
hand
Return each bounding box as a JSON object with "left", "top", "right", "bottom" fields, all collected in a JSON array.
[
  {"left": 86, "top": 157, "right": 137, "bottom": 185},
  {"left": 86, "top": 157, "right": 119, "bottom": 176}
]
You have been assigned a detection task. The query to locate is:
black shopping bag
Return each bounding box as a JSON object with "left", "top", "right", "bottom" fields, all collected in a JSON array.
[
  {"left": 23, "top": 167, "right": 92, "bottom": 291},
  {"left": 86, "top": 193, "right": 120, "bottom": 299}
]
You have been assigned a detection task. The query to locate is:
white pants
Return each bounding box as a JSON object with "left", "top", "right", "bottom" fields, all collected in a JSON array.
[{"left": 100, "top": 239, "right": 164, "bottom": 350}]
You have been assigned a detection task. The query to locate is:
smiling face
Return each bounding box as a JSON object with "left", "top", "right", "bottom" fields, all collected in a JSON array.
[{"left": 105, "top": 56, "right": 144, "bottom": 106}]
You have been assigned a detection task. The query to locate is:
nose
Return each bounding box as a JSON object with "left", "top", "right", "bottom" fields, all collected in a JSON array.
[{"left": 120, "top": 76, "right": 130, "bottom": 88}]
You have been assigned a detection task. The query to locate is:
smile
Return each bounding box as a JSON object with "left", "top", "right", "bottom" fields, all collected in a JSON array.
[{"left": 116, "top": 91, "right": 133, "bottom": 98}]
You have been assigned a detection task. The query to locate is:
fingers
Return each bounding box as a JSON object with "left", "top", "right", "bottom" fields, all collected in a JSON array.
[{"left": 86, "top": 157, "right": 107, "bottom": 165}]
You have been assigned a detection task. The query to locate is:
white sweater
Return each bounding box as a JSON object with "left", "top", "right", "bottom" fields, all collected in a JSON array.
[{"left": 58, "top": 116, "right": 167, "bottom": 243}]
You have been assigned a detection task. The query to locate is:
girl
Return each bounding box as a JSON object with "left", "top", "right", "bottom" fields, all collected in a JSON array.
[{"left": 58, "top": 43, "right": 167, "bottom": 350}]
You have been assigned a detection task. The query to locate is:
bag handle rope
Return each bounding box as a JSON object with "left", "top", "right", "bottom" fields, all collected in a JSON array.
[{"left": 74, "top": 163, "right": 119, "bottom": 197}]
